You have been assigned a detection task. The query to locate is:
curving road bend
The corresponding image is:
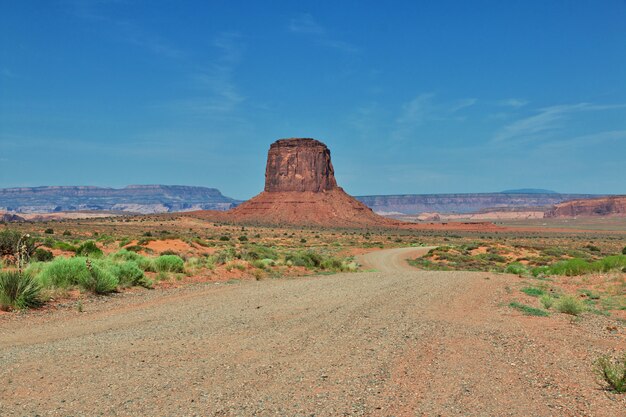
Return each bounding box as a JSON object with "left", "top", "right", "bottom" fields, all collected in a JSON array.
[{"left": 1, "top": 248, "right": 623, "bottom": 416}]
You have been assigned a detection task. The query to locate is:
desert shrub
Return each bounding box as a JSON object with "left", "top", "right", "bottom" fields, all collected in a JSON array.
[
  {"left": 32, "top": 248, "right": 54, "bottom": 262},
  {"left": 555, "top": 295, "right": 586, "bottom": 315},
  {"left": 0, "top": 270, "right": 42, "bottom": 310},
  {"left": 592, "top": 255, "right": 626, "bottom": 273},
  {"left": 285, "top": 251, "right": 323, "bottom": 268},
  {"left": 594, "top": 354, "right": 626, "bottom": 393},
  {"left": 505, "top": 263, "right": 528, "bottom": 276},
  {"left": 160, "top": 250, "right": 180, "bottom": 257},
  {"left": 78, "top": 261, "right": 118, "bottom": 294},
  {"left": 540, "top": 294, "right": 554, "bottom": 309},
  {"left": 215, "top": 247, "right": 237, "bottom": 264},
  {"left": 238, "top": 235, "right": 248, "bottom": 242},
  {"left": 320, "top": 257, "right": 345, "bottom": 271},
  {"left": 109, "top": 250, "right": 155, "bottom": 271},
  {"left": 508, "top": 302, "right": 549, "bottom": 317},
  {"left": 548, "top": 258, "right": 591, "bottom": 276},
  {"left": 242, "top": 244, "right": 278, "bottom": 261},
  {"left": 521, "top": 287, "right": 545, "bottom": 297},
  {"left": 44, "top": 228, "right": 54, "bottom": 234},
  {"left": 154, "top": 255, "right": 184, "bottom": 273},
  {"left": 75, "top": 241, "right": 103, "bottom": 258},
  {"left": 0, "top": 230, "right": 37, "bottom": 258},
  {"left": 62, "top": 230, "right": 72, "bottom": 236},
  {"left": 37, "top": 257, "right": 118, "bottom": 294},
  {"left": 53, "top": 241, "right": 78, "bottom": 252},
  {"left": 531, "top": 265, "right": 550, "bottom": 277},
  {"left": 107, "top": 261, "right": 151, "bottom": 288},
  {"left": 219, "top": 235, "right": 230, "bottom": 241}
]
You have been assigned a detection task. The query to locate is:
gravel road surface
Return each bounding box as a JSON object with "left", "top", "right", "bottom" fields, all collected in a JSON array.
[{"left": 1, "top": 247, "right": 623, "bottom": 416}]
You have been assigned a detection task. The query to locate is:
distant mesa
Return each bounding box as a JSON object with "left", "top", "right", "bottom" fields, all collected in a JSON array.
[
  {"left": 0, "top": 185, "right": 240, "bottom": 214},
  {"left": 545, "top": 196, "right": 626, "bottom": 218},
  {"left": 499, "top": 188, "right": 557, "bottom": 194}
]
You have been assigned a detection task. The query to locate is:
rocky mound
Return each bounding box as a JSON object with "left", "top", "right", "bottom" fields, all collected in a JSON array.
[{"left": 545, "top": 196, "right": 626, "bottom": 218}]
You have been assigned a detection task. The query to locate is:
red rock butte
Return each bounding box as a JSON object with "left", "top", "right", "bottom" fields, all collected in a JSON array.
[
  {"left": 187, "top": 138, "right": 501, "bottom": 230},
  {"left": 264, "top": 138, "right": 338, "bottom": 193}
]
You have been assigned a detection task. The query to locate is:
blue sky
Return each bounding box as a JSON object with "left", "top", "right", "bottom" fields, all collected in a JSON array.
[{"left": 1, "top": 0, "right": 625, "bottom": 199}]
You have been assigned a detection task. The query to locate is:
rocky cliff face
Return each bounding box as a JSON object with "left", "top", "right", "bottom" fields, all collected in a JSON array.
[
  {"left": 545, "top": 196, "right": 626, "bottom": 218},
  {"left": 264, "top": 138, "right": 338, "bottom": 192}
]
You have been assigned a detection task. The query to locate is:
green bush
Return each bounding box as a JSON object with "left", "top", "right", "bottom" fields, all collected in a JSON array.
[
  {"left": 508, "top": 301, "right": 549, "bottom": 317},
  {"left": 623, "top": 247, "right": 626, "bottom": 255},
  {"left": 0, "top": 270, "right": 42, "bottom": 310},
  {"left": 108, "top": 261, "right": 152, "bottom": 288},
  {"left": 52, "top": 241, "right": 78, "bottom": 252},
  {"left": 78, "top": 261, "right": 118, "bottom": 294},
  {"left": 75, "top": 241, "right": 103, "bottom": 258},
  {"left": 285, "top": 251, "right": 323, "bottom": 268},
  {"left": 521, "top": 287, "right": 545, "bottom": 297},
  {"left": 548, "top": 258, "right": 591, "bottom": 276},
  {"left": 320, "top": 257, "right": 345, "bottom": 271},
  {"left": 44, "top": 228, "right": 54, "bottom": 234},
  {"left": 109, "top": 250, "right": 155, "bottom": 271},
  {"left": 215, "top": 247, "right": 237, "bottom": 264},
  {"left": 592, "top": 255, "right": 626, "bottom": 273},
  {"left": 555, "top": 295, "right": 586, "bottom": 315},
  {"left": 32, "top": 248, "right": 54, "bottom": 262},
  {"left": 505, "top": 263, "right": 528, "bottom": 275},
  {"left": 540, "top": 294, "right": 554, "bottom": 309},
  {"left": 37, "top": 257, "right": 118, "bottom": 294},
  {"left": 238, "top": 235, "right": 248, "bottom": 242},
  {"left": 241, "top": 244, "right": 278, "bottom": 261},
  {"left": 594, "top": 354, "right": 626, "bottom": 393},
  {"left": 154, "top": 255, "right": 184, "bottom": 273}
]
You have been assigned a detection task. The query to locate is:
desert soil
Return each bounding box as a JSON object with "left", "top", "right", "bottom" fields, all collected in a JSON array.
[{"left": 1, "top": 247, "right": 624, "bottom": 416}]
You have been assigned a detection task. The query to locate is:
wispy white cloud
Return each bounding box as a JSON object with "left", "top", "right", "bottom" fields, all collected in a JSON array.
[
  {"left": 391, "top": 93, "right": 477, "bottom": 140},
  {"left": 159, "top": 33, "right": 245, "bottom": 116},
  {"left": 288, "top": 14, "right": 325, "bottom": 35},
  {"left": 492, "top": 102, "right": 626, "bottom": 143},
  {"left": 288, "top": 14, "right": 359, "bottom": 53},
  {"left": 497, "top": 98, "right": 529, "bottom": 108},
  {"left": 538, "top": 129, "right": 626, "bottom": 151},
  {"left": 67, "top": 0, "right": 184, "bottom": 58}
]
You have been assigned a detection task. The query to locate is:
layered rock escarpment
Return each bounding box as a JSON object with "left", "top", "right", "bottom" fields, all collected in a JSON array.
[{"left": 545, "top": 196, "right": 626, "bottom": 218}]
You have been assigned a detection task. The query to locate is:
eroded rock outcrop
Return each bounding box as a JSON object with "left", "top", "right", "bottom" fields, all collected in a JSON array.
[{"left": 264, "top": 138, "right": 338, "bottom": 192}]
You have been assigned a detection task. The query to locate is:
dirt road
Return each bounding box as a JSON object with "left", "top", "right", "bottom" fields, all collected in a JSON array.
[{"left": 1, "top": 248, "right": 623, "bottom": 416}]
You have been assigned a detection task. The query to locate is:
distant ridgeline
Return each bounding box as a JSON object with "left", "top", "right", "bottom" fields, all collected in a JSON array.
[
  {"left": 0, "top": 185, "right": 241, "bottom": 214},
  {"left": 355, "top": 191, "right": 602, "bottom": 215}
]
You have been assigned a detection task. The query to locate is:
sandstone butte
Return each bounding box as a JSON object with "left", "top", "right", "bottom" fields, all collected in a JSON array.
[
  {"left": 545, "top": 195, "right": 626, "bottom": 218},
  {"left": 187, "top": 138, "right": 500, "bottom": 230}
]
